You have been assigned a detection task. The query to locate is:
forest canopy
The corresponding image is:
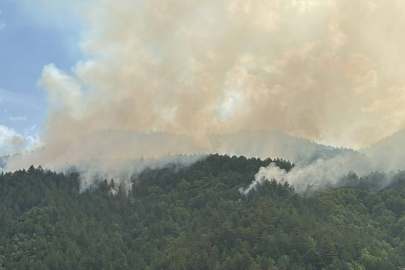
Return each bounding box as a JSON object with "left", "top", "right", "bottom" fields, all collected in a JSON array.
[{"left": 1, "top": 154, "right": 405, "bottom": 269}]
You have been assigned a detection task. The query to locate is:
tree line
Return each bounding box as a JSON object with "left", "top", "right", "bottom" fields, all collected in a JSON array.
[{"left": 0, "top": 154, "right": 404, "bottom": 269}]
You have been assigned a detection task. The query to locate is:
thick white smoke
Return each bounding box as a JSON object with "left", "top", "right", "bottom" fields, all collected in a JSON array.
[
  {"left": 240, "top": 148, "right": 375, "bottom": 194},
  {"left": 6, "top": 0, "right": 405, "bottom": 189},
  {"left": 241, "top": 162, "right": 288, "bottom": 194},
  {"left": 16, "top": 0, "right": 405, "bottom": 148}
]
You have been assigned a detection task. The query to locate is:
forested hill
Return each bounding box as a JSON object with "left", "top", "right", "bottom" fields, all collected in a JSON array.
[{"left": 1, "top": 155, "right": 405, "bottom": 269}]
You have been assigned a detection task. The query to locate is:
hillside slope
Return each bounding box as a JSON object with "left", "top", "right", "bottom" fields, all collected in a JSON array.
[
  {"left": 362, "top": 129, "right": 405, "bottom": 171},
  {"left": 1, "top": 155, "right": 405, "bottom": 269}
]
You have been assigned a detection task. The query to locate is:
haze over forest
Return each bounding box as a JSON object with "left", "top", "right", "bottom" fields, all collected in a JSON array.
[{"left": 2, "top": 0, "right": 405, "bottom": 193}]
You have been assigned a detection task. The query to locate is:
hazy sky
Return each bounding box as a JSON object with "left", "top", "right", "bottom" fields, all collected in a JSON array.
[
  {"left": 0, "top": 0, "right": 81, "bottom": 154},
  {"left": 2, "top": 0, "right": 405, "bottom": 159}
]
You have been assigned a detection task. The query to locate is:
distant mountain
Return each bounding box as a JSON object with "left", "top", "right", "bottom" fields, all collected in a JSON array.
[
  {"left": 362, "top": 129, "right": 405, "bottom": 171},
  {"left": 3, "top": 129, "right": 373, "bottom": 173},
  {"left": 77, "top": 130, "right": 207, "bottom": 159},
  {"left": 211, "top": 130, "right": 363, "bottom": 165},
  {"left": 87, "top": 129, "right": 359, "bottom": 164}
]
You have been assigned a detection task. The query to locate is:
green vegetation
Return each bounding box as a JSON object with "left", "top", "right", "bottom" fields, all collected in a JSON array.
[{"left": 1, "top": 154, "right": 405, "bottom": 269}]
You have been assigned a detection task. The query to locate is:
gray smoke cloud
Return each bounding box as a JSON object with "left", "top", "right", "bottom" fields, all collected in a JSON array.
[{"left": 6, "top": 0, "right": 405, "bottom": 189}]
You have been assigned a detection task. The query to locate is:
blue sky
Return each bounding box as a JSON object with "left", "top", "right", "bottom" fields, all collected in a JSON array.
[{"left": 0, "top": 0, "right": 81, "bottom": 152}]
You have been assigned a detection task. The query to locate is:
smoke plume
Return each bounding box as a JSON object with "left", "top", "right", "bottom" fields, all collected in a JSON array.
[
  {"left": 242, "top": 151, "right": 373, "bottom": 194},
  {"left": 7, "top": 0, "right": 405, "bottom": 189}
]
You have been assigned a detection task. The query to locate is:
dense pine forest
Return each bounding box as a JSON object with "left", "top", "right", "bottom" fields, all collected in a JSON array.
[{"left": 1, "top": 154, "right": 405, "bottom": 269}]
